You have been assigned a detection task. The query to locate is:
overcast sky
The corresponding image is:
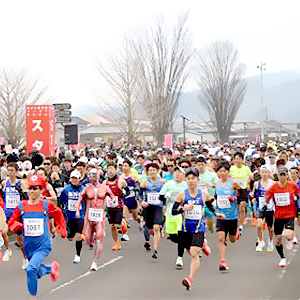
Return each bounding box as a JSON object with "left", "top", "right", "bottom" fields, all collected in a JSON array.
[{"left": 0, "top": 0, "right": 299, "bottom": 107}]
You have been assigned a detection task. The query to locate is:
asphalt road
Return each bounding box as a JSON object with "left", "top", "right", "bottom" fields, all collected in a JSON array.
[{"left": 1, "top": 221, "right": 300, "bottom": 300}]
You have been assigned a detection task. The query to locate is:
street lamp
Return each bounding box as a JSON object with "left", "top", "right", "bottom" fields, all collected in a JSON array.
[
  {"left": 257, "top": 62, "right": 267, "bottom": 120},
  {"left": 180, "top": 115, "right": 190, "bottom": 144}
]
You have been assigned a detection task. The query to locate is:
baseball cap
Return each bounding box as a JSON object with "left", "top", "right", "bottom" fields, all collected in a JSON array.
[
  {"left": 174, "top": 166, "right": 185, "bottom": 174},
  {"left": 70, "top": 170, "right": 81, "bottom": 179},
  {"left": 278, "top": 167, "right": 288, "bottom": 175},
  {"left": 186, "top": 168, "right": 199, "bottom": 177},
  {"left": 28, "top": 175, "right": 45, "bottom": 188}
]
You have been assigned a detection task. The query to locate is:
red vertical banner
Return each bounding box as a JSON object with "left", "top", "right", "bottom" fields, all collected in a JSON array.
[
  {"left": 163, "top": 134, "right": 173, "bottom": 149},
  {"left": 26, "top": 105, "right": 56, "bottom": 156}
]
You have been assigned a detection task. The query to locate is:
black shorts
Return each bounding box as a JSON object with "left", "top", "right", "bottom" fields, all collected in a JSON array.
[
  {"left": 237, "top": 189, "right": 248, "bottom": 205},
  {"left": 216, "top": 219, "right": 238, "bottom": 236},
  {"left": 144, "top": 205, "right": 163, "bottom": 229},
  {"left": 178, "top": 231, "right": 205, "bottom": 249},
  {"left": 67, "top": 219, "right": 84, "bottom": 239},
  {"left": 257, "top": 210, "right": 274, "bottom": 228},
  {"left": 274, "top": 218, "right": 295, "bottom": 235},
  {"left": 108, "top": 208, "right": 123, "bottom": 225}
]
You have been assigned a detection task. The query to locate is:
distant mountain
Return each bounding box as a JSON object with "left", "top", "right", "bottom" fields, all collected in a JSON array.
[{"left": 73, "top": 71, "right": 300, "bottom": 125}]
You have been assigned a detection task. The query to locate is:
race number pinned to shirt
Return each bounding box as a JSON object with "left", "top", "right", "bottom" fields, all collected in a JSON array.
[
  {"left": 274, "top": 193, "right": 290, "bottom": 206},
  {"left": 258, "top": 197, "right": 267, "bottom": 210},
  {"left": 184, "top": 205, "right": 202, "bottom": 220},
  {"left": 147, "top": 193, "right": 160, "bottom": 205},
  {"left": 107, "top": 196, "right": 119, "bottom": 208},
  {"left": 24, "top": 218, "right": 44, "bottom": 237},
  {"left": 88, "top": 208, "right": 103, "bottom": 222},
  {"left": 6, "top": 194, "right": 20, "bottom": 209},
  {"left": 68, "top": 200, "right": 78, "bottom": 211},
  {"left": 217, "top": 196, "right": 231, "bottom": 209}
]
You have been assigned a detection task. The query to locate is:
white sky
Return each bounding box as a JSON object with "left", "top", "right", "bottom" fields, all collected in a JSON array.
[{"left": 0, "top": 0, "right": 299, "bottom": 107}]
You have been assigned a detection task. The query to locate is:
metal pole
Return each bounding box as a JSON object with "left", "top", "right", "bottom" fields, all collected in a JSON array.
[
  {"left": 257, "top": 62, "right": 266, "bottom": 120},
  {"left": 180, "top": 115, "right": 190, "bottom": 144}
]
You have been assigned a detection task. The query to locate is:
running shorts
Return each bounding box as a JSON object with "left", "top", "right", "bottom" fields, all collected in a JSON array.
[
  {"left": 274, "top": 218, "right": 295, "bottom": 235},
  {"left": 165, "top": 214, "right": 182, "bottom": 234},
  {"left": 144, "top": 205, "right": 163, "bottom": 229},
  {"left": 237, "top": 189, "right": 248, "bottom": 205},
  {"left": 179, "top": 231, "right": 205, "bottom": 248},
  {"left": 205, "top": 205, "right": 215, "bottom": 220},
  {"left": 257, "top": 210, "right": 274, "bottom": 228},
  {"left": 108, "top": 208, "right": 123, "bottom": 225},
  {"left": 123, "top": 198, "right": 138, "bottom": 210},
  {"left": 216, "top": 219, "right": 238, "bottom": 236},
  {"left": 67, "top": 218, "right": 84, "bottom": 239}
]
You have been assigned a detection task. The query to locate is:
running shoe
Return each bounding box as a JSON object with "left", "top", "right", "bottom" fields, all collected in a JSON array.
[
  {"left": 202, "top": 239, "right": 211, "bottom": 256},
  {"left": 278, "top": 258, "right": 287, "bottom": 267},
  {"left": 219, "top": 260, "right": 229, "bottom": 272},
  {"left": 251, "top": 217, "right": 257, "bottom": 226},
  {"left": 144, "top": 242, "right": 151, "bottom": 251},
  {"left": 182, "top": 276, "right": 193, "bottom": 290},
  {"left": 286, "top": 239, "right": 293, "bottom": 251},
  {"left": 22, "top": 258, "right": 29, "bottom": 270},
  {"left": 256, "top": 240, "right": 265, "bottom": 252},
  {"left": 112, "top": 241, "right": 121, "bottom": 251},
  {"left": 3, "top": 249, "right": 12, "bottom": 262},
  {"left": 139, "top": 219, "right": 145, "bottom": 231},
  {"left": 152, "top": 250, "right": 158, "bottom": 259},
  {"left": 293, "top": 236, "right": 298, "bottom": 245},
  {"left": 267, "top": 240, "right": 274, "bottom": 252},
  {"left": 73, "top": 255, "right": 80, "bottom": 264},
  {"left": 90, "top": 261, "right": 97, "bottom": 271},
  {"left": 236, "top": 229, "right": 240, "bottom": 241},
  {"left": 176, "top": 257, "right": 183, "bottom": 268},
  {"left": 239, "top": 226, "right": 244, "bottom": 236},
  {"left": 50, "top": 261, "right": 60, "bottom": 282},
  {"left": 121, "top": 234, "right": 130, "bottom": 241},
  {"left": 89, "top": 244, "right": 94, "bottom": 250}
]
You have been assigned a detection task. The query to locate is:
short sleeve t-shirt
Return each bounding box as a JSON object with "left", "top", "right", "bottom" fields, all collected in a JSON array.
[
  {"left": 230, "top": 165, "right": 252, "bottom": 189},
  {"left": 198, "top": 171, "right": 219, "bottom": 197}
]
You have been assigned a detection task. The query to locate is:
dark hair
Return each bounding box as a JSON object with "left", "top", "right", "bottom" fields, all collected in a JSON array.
[
  {"left": 137, "top": 154, "right": 145, "bottom": 159},
  {"left": 44, "top": 157, "right": 52, "bottom": 162},
  {"left": 196, "top": 156, "right": 206, "bottom": 164},
  {"left": 52, "top": 163, "right": 60, "bottom": 168},
  {"left": 216, "top": 161, "right": 231, "bottom": 172},
  {"left": 36, "top": 167, "right": 46, "bottom": 175},
  {"left": 234, "top": 152, "right": 244, "bottom": 159},
  {"left": 146, "top": 163, "right": 160, "bottom": 171},
  {"left": 186, "top": 168, "right": 199, "bottom": 177},
  {"left": 63, "top": 158, "right": 72, "bottom": 163},
  {"left": 123, "top": 159, "right": 132, "bottom": 167},
  {"left": 179, "top": 159, "right": 191, "bottom": 167},
  {"left": 276, "top": 159, "right": 286, "bottom": 167},
  {"left": 191, "top": 157, "right": 197, "bottom": 163},
  {"left": 290, "top": 167, "right": 299, "bottom": 173},
  {"left": 107, "top": 162, "right": 117, "bottom": 169},
  {"left": 7, "top": 162, "right": 18, "bottom": 171},
  {"left": 0, "top": 158, "right": 6, "bottom": 168},
  {"left": 76, "top": 161, "right": 86, "bottom": 167}
]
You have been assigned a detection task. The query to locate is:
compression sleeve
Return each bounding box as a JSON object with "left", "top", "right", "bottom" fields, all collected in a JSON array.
[
  {"left": 159, "top": 195, "right": 166, "bottom": 205},
  {"left": 205, "top": 199, "right": 216, "bottom": 216},
  {"left": 172, "top": 202, "right": 183, "bottom": 215}
]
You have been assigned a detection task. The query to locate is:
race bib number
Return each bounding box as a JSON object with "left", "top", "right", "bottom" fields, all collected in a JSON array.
[
  {"left": 24, "top": 219, "right": 44, "bottom": 237},
  {"left": 274, "top": 193, "right": 290, "bottom": 206},
  {"left": 147, "top": 193, "right": 160, "bottom": 205},
  {"left": 126, "top": 187, "right": 135, "bottom": 198},
  {"left": 217, "top": 196, "right": 231, "bottom": 209},
  {"left": 68, "top": 200, "right": 77, "bottom": 211},
  {"left": 6, "top": 194, "right": 20, "bottom": 209},
  {"left": 107, "top": 196, "right": 119, "bottom": 208},
  {"left": 88, "top": 208, "right": 103, "bottom": 222},
  {"left": 185, "top": 205, "right": 202, "bottom": 220},
  {"left": 258, "top": 197, "right": 267, "bottom": 210},
  {"left": 56, "top": 187, "right": 64, "bottom": 197}
]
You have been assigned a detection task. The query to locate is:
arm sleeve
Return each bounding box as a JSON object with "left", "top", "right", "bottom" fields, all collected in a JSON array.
[
  {"left": 172, "top": 201, "right": 183, "bottom": 215},
  {"left": 159, "top": 195, "right": 166, "bottom": 205},
  {"left": 8, "top": 206, "right": 23, "bottom": 234},
  {"left": 48, "top": 202, "right": 67, "bottom": 238}
]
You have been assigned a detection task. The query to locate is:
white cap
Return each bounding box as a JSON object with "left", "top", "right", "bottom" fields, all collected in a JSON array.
[
  {"left": 79, "top": 156, "right": 88, "bottom": 164},
  {"left": 252, "top": 153, "right": 260, "bottom": 159},
  {"left": 70, "top": 170, "right": 81, "bottom": 179},
  {"left": 218, "top": 151, "right": 224, "bottom": 157},
  {"left": 89, "top": 158, "right": 98, "bottom": 165},
  {"left": 185, "top": 150, "right": 192, "bottom": 156},
  {"left": 224, "top": 155, "right": 231, "bottom": 162}
]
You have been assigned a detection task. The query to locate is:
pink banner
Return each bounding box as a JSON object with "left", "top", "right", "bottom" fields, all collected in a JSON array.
[{"left": 163, "top": 134, "right": 173, "bottom": 149}]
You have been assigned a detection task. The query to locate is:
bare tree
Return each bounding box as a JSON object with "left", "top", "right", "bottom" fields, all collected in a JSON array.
[
  {"left": 195, "top": 40, "right": 246, "bottom": 141},
  {"left": 0, "top": 69, "right": 49, "bottom": 147},
  {"left": 135, "top": 12, "right": 193, "bottom": 145},
  {"left": 95, "top": 38, "right": 144, "bottom": 146}
]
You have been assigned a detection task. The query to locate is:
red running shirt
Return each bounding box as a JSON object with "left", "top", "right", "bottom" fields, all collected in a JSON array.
[{"left": 265, "top": 181, "right": 299, "bottom": 219}]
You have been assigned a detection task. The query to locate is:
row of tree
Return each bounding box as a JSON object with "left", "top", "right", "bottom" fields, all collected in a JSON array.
[{"left": 96, "top": 12, "right": 246, "bottom": 144}]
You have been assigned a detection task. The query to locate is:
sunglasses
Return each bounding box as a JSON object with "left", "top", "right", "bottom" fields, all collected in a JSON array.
[
  {"left": 43, "top": 163, "right": 51, "bottom": 166},
  {"left": 168, "top": 165, "right": 175, "bottom": 167},
  {"left": 29, "top": 186, "right": 42, "bottom": 190},
  {"left": 181, "top": 165, "right": 189, "bottom": 168}
]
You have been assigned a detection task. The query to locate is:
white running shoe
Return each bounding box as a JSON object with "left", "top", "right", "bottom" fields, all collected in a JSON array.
[
  {"left": 293, "top": 236, "right": 298, "bottom": 244},
  {"left": 239, "top": 226, "right": 244, "bottom": 236},
  {"left": 176, "top": 257, "right": 183, "bottom": 268},
  {"left": 278, "top": 258, "right": 287, "bottom": 267},
  {"left": 3, "top": 249, "right": 12, "bottom": 262},
  {"left": 256, "top": 240, "right": 265, "bottom": 252},
  {"left": 286, "top": 239, "right": 293, "bottom": 250},
  {"left": 22, "top": 258, "right": 29, "bottom": 270},
  {"left": 90, "top": 261, "right": 97, "bottom": 271},
  {"left": 267, "top": 240, "right": 274, "bottom": 252},
  {"left": 73, "top": 255, "right": 80, "bottom": 264},
  {"left": 121, "top": 234, "right": 130, "bottom": 241}
]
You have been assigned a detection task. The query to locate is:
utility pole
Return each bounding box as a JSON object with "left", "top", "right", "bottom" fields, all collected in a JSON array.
[
  {"left": 180, "top": 115, "right": 190, "bottom": 144},
  {"left": 257, "top": 62, "right": 267, "bottom": 120}
]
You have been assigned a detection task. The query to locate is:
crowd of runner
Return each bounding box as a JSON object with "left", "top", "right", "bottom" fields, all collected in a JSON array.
[{"left": 1, "top": 139, "right": 300, "bottom": 299}]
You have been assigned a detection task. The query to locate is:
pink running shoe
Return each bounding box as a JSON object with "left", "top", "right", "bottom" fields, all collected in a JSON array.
[
  {"left": 50, "top": 261, "right": 60, "bottom": 282},
  {"left": 182, "top": 276, "right": 193, "bottom": 290},
  {"left": 202, "top": 239, "right": 211, "bottom": 256}
]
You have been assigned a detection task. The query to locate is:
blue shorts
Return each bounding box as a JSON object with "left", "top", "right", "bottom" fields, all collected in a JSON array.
[{"left": 123, "top": 198, "right": 138, "bottom": 210}]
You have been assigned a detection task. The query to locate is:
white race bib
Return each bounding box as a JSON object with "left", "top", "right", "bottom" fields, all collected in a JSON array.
[
  {"left": 217, "top": 196, "right": 231, "bottom": 209},
  {"left": 107, "top": 196, "right": 119, "bottom": 208},
  {"left": 24, "top": 218, "right": 44, "bottom": 237},
  {"left": 6, "top": 194, "right": 20, "bottom": 209},
  {"left": 68, "top": 200, "right": 77, "bottom": 212},
  {"left": 185, "top": 205, "right": 202, "bottom": 220},
  {"left": 56, "top": 187, "right": 64, "bottom": 197},
  {"left": 88, "top": 208, "right": 103, "bottom": 222},
  {"left": 258, "top": 197, "right": 267, "bottom": 210},
  {"left": 274, "top": 193, "right": 290, "bottom": 206},
  {"left": 147, "top": 193, "right": 160, "bottom": 205}
]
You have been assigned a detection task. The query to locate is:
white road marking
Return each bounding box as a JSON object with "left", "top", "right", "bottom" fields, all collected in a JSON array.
[{"left": 49, "top": 256, "right": 123, "bottom": 294}]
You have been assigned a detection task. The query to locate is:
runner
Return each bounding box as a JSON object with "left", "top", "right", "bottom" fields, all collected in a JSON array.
[
  {"left": 230, "top": 152, "right": 252, "bottom": 235},
  {"left": 76, "top": 168, "right": 115, "bottom": 271},
  {"left": 172, "top": 168, "right": 221, "bottom": 290},
  {"left": 59, "top": 170, "right": 85, "bottom": 263},
  {"left": 159, "top": 166, "right": 187, "bottom": 267},
  {"left": 8, "top": 175, "right": 67, "bottom": 300},
  {"left": 251, "top": 166, "right": 275, "bottom": 252},
  {"left": 265, "top": 167, "right": 300, "bottom": 267},
  {"left": 215, "top": 161, "right": 240, "bottom": 271},
  {"left": 104, "top": 162, "right": 127, "bottom": 251},
  {"left": 140, "top": 163, "right": 164, "bottom": 259}
]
